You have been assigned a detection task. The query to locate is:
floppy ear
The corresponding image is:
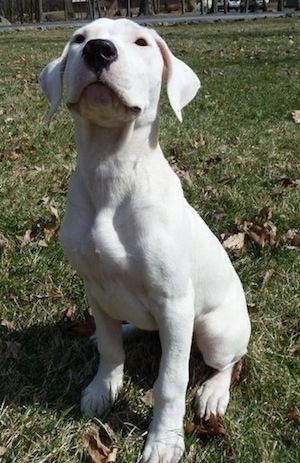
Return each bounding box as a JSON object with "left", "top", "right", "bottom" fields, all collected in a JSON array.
[
  {"left": 39, "top": 43, "right": 69, "bottom": 119},
  {"left": 150, "top": 30, "right": 200, "bottom": 122}
]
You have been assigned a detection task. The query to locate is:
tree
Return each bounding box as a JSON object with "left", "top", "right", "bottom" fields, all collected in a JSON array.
[
  {"left": 211, "top": 0, "right": 218, "bottom": 13},
  {"left": 277, "top": 0, "right": 284, "bottom": 11},
  {"left": 36, "top": 0, "right": 43, "bottom": 21},
  {"left": 65, "top": 0, "right": 75, "bottom": 19},
  {"left": 139, "top": 0, "right": 155, "bottom": 15}
]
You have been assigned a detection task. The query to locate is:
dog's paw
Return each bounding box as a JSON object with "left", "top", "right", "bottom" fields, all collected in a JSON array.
[
  {"left": 80, "top": 371, "right": 123, "bottom": 417},
  {"left": 195, "top": 375, "right": 230, "bottom": 421},
  {"left": 141, "top": 429, "right": 184, "bottom": 463}
]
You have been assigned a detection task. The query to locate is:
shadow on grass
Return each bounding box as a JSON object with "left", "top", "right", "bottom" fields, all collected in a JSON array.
[
  {"left": 0, "top": 320, "right": 209, "bottom": 428},
  {"left": 0, "top": 322, "right": 200, "bottom": 436}
]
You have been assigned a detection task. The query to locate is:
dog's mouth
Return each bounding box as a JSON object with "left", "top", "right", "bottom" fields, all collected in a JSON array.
[{"left": 67, "top": 81, "right": 142, "bottom": 116}]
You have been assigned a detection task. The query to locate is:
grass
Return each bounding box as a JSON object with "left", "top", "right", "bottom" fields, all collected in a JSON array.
[{"left": 0, "top": 17, "right": 299, "bottom": 463}]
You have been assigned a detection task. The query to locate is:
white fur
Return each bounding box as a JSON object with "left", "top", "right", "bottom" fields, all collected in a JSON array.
[{"left": 40, "top": 18, "right": 250, "bottom": 463}]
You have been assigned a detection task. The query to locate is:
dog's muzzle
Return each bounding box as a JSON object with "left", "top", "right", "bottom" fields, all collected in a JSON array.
[{"left": 83, "top": 39, "right": 118, "bottom": 76}]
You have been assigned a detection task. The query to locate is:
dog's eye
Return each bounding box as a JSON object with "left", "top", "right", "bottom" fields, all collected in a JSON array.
[
  {"left": 73, "top": 34, "right": 85, "bottom": 44},
  {"left": 135, "top": 38, "right": 148, "bottom": 47}
]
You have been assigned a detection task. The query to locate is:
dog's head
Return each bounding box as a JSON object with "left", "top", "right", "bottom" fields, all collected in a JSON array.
[{"left": 40, "top": 18, "right": 200, "bottom": 126}]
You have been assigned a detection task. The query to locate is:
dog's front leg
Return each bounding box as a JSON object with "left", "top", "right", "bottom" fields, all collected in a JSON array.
[
  {"left": 81, "top": 291, "right": 125, "bottom": 417},
  {"left": 142, "top": 292, "right": 194, "bottom": 463}
]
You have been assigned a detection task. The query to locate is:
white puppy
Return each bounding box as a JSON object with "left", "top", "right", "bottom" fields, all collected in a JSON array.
[{"left": 40, "top": 18, "right": 251, "bottom": 463}]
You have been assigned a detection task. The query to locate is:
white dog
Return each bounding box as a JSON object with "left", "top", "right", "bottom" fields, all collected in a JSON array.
[{"left": 40, "top": 18, "right": 251, "bottom": 463}]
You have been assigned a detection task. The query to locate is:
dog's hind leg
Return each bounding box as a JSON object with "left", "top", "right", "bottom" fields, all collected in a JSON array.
[
  {"left": 81, "top": 288, "right": 125, "bottom": 417},
  {"left": 194, "top": 291, "right": 250, "bottom": 420}
]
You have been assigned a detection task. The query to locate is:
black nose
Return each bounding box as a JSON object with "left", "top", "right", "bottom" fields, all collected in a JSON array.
[{"left": 82, "top": 39, "right": 118, "bottom": 74}]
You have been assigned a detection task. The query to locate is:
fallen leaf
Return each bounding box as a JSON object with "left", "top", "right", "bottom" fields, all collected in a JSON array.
[
  {"left": 82, "top": 432, "right": 118, "bottom": 463},
  {"left": 0, "top": 150, "right": 21, "bottom": 161},
  {"left": 1, "top": 319, "right": 14, "bottom": 330},
  {"left": 273, "top": 176, "right": 300, "bottom": 188},
  {"left": 18, "top": 207, "right": 60, "bottom": 247},
  {"left": 61, "top": 304, "right": 75, "bottom": 323},
  {"left": 192, "top": 135, "right": 206, "bottom": 148},
  {"left": 262, "top": 269, "right": 275, "bottom": 286},
  {"left": 0, "top": 233, "right": 14, "bottom": 253},
  {"left": 68, "top": 309, "right": 96, "bottom": 337},
  {"left": 170, "top": 161, "right": 193, "bottom": 187},
  {"left": 43, "top": 206, "right": 60, "bottom": 240},
  {"left": 106, "top": 448, "right": 117, "bottom": 462},
  {"left": 0, "top": 446, "right": 7, "bottom": 457},
  {"left": 220, "top": 232, "right": 247, "bottom": 255},
  {"left": 18, "top": 229, "right": 32, "bottom": 247},
  {"left": 230, "top": 357, "right": 244, "bottom": 389},
  {"left": 291, "top": 110, "right": 300, "bottom": 124},
  {"left": 206, "top": 155, "right": 222, "bottom": 165},
  {"left": 288, "top": 341, "right": 300, "bottom": 354},
  {"left": 186, "top": 413, "right": 226, "bottom": 438},
  {"left": 282, "top": 229, "right": 300, "bottom": 248},
  {"left": 284, "top": 410, "right": 300, "bottom": 424},
  {"left": 243, "top": 207, "right": 277, "bottom": 248},
  {"left": 247, "top": 303, "right": 259, "bottom": 313},
  {"left": 203, "top": 185, "right": 217, "bottom": 194},
  {"left": 140, "top": 389, "right": 154, "bottom": 407}
]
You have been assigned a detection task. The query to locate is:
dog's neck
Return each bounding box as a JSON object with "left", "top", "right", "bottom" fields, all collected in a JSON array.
[
  {"left": 75, "top": 116, "right": 160, "bottom": 160},
  {"left": 73, "top": 115, "right": 163, "bottom": 206}
]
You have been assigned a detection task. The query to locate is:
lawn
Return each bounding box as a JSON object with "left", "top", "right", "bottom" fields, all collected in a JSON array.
[{"left": 0, "top": 16, "right": 299, "bottom": 463}]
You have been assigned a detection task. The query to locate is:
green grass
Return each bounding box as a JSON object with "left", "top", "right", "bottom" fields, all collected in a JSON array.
[{"left": 0, "top": 17, "right": 299, "bottom": 463}]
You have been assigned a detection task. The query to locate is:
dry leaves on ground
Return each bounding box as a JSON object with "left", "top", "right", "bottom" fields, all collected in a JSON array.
[
  {"left": 18, "top": 205, "right": 60, "bottom": 247},
  {"left": 291, "top": 110, "right": 300, "bottom": 124},
  {"left": 139, "top": 389, "right": 154, "bottom": 407},
  {"left": 61, "top": 307, "right": 96, "bottom": 337},
  {"left": 273, "top": 176, "right": 300, "bottom": 188},
  {"left": 221, "top": 207, "right": 278, "bottom": 254},
  {"left": 169, "top": 157, "right": 193, "bottom": 187},
  {"left": 284, "top": 410, "right": 300, "bottom": 424},
  {"left": 288, "top": 340, "right": 300, "bottom": 354},
  {"left": 282, "top": 229, "right": 300, "bottom": 248},
  {"left": 185, "top": 413, "right": 226, "bottom": 438},
  {"left": 230, "top": 357, "right": 245, "bottom": 389},
  {"left": 186, "top": 359, "right": 244, "bottom": 438},
  {"left": 82, "top": 432, "right": 118, "bottom": 463},
  {"left": 1, "top": 319, "right": 14, "bottom": 330},
  {"left": 243, "top": 206, "right": 277, "bottom": 248},
  {"left": 247, "top": 303, "right": 260, "bottom": 314},
  {"left": 0, "top": 232, "right": 14, "bottom": 253},
  {"left": 220, "top": 231, "right": 247, "bottom": 255}
]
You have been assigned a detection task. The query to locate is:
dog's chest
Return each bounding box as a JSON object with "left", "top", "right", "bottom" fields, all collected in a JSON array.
[
  {"left": 62, "top": 210, "right": 133, "bottom": 278},
  {"left": 60, "top": 208, "right": 158, "bottom": 328}
]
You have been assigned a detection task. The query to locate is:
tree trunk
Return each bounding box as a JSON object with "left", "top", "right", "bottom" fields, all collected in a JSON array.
[
  {"left": 277, "top": 0, "right": 284, "bottom": 11},
  {"left": 88, "top": 0, "right": 95, "bottom": 19},
  {"left": 126, "top": 0, "right": 131, "bottom": 16},
  {"left": 139, "top": 0, "right": 155, "bottom": 15},
  {"left": 35, "top": 0, "right": 43, "bottom": 21},
  {"left": 211, "top": 0, "right": 218, "bottom": 13},
  {"left": 65, "top": 0, "right": 75, "bottom": 19}
]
